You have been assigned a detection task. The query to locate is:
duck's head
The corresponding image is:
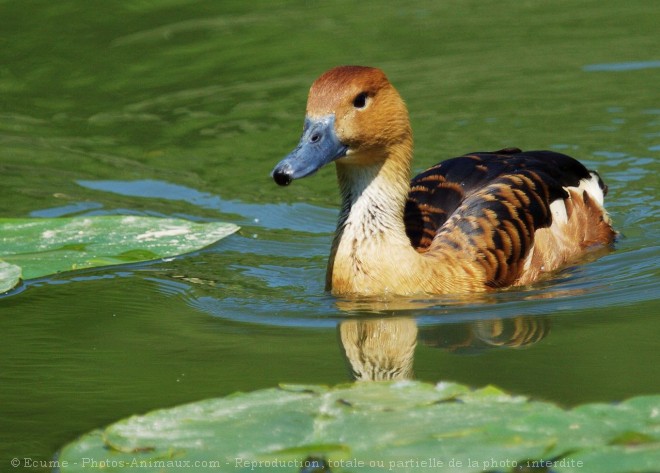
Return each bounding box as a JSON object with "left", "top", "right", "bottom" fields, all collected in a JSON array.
[{"left": 272, "top": 66, "right": 411, "bottom": 186}]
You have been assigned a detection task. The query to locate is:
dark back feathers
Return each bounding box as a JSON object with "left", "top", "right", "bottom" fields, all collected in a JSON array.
[{"left": 404, "top": 148, "right": 594, "bottom": 287}]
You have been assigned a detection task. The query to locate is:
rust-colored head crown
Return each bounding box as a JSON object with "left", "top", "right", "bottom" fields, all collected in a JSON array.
[{"left": 306, "top": 66, "right": 391, "bottom": 117}]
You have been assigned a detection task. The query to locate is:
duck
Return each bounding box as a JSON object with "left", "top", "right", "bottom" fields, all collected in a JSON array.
[{"left": 271, "top": 65, "right": 616, "bottom": 296}]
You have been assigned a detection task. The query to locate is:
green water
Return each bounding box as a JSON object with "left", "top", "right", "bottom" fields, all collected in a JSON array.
[{"left": 1, "top": 0, "right": 659, "bottom": 470}]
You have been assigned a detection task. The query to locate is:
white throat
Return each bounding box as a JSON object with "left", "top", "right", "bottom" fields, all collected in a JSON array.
[{"left": 326, "top": 153, "right": 421, "bottom": 294}]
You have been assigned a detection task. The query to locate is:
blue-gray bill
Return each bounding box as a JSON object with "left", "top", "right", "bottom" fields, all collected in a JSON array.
[{"left": 272, "top": 115, "right": 348, "bottom": 186}]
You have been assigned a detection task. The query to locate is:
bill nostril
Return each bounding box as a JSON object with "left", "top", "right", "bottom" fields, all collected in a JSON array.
[{"left": 310, "top": 133, "right": 321, "bottom": 143}]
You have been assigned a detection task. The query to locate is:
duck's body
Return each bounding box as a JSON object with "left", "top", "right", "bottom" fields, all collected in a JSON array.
[{"left": 272, "top": 66, "right": 615, "bottom": 296}]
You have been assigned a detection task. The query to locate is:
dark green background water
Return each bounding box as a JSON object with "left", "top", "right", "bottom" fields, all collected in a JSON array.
[{"left": 1, "top": 1, "right": 659, "bottom": 470}]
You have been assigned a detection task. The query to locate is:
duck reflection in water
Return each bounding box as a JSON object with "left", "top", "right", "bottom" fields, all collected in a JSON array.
[
  {"left": 340, "top": 317, "right": 418, "bottom": 381},
  {"left": 338, "top": 315, "right": 549, "bottom": 381}
]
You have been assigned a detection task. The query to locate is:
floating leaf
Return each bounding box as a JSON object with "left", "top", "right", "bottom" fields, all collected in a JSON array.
[
  {"left": 58, "top": 382, "right": 660, "bottom": 473},
  {"left": 0, "top": 216, "right": 239, "bottom": 289},
  {"left": 0, "top": 260, "right": 21, "bottom": 293}
]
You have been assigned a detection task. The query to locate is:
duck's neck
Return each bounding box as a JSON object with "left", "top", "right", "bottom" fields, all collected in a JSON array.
[
  {"left": 326, "top": 141, "right": 422, "bottom": 294},
  {"left": 338, "top": 143, "right": 412, "bottom": 237}
]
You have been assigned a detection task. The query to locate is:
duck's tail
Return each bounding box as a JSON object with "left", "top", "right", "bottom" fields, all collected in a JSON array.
[{"left": 516, "top": 171, "right": 616, "bottom": 285}]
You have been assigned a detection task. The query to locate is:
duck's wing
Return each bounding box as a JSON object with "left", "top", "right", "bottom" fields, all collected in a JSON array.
[{"left": 404, "top": 148, "right": 614, "bottom": 288}]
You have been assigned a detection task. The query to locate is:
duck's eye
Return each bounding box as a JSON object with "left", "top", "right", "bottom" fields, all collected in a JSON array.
[{"left": 353, "top": 92, "right": 368, "bottom": 109}]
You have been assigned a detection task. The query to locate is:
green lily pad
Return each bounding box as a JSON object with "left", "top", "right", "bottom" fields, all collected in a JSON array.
[
  {"left": 57, "top": 382, "right": 660, "bottom": 473},
  {"left": 0, "top": 260, "right": 22, "bottom": 293},
  {"left": 0, "top": 216, "right": 239, "bottom": 291}
]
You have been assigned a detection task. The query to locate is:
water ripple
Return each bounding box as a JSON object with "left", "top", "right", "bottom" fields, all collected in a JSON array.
[
  {"left": 77, "top": 179, "right": 336, "bottom": 233},
  {"left": 583, "top": 60, "right": 660, "bottom": 72}
]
